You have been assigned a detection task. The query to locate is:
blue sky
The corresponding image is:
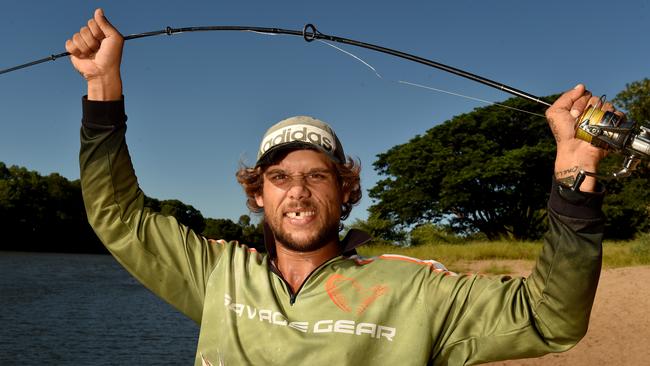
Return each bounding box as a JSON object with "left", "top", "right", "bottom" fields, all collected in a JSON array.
[{"left": 1, "top": 0, "right": 648, "bottom": 224}]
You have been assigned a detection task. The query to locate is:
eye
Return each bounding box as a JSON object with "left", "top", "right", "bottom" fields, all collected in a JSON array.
[
  {"left": 307, "top": 172, "right": 329, "bottom": 182},
  {"left": 269, "top": 173, "right": 289, "bottom": 183}
]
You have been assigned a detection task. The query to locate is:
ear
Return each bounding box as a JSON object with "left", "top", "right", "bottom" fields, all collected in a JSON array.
[{"left": 255, "top": 193, "right": 264, "bottom": 208}]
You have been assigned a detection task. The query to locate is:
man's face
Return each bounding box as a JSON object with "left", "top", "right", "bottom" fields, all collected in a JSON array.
[{"left": 255, "top": 149, "right": 348, "bottom": 252}]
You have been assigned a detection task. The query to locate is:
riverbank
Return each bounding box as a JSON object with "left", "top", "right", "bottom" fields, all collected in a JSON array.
[{"left": 482, "top": 264, "right": 650, "bottom": 365}]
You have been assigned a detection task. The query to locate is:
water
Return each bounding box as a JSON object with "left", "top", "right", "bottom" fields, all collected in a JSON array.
[{"left": 0, "top": 252, "right": 199, "bottom": 365}]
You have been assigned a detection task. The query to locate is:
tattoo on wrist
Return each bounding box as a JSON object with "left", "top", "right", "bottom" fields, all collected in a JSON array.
[
  {"left": 555, "top": 165, "right": 579, "bottom": 187},
  {"left": 555, "top": 165, "right": 579, "bottom": 178}
]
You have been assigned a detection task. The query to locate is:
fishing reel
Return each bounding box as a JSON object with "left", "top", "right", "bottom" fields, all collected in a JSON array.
[{"left": 569, "top": 96, "right": 650, "bottom": 189}]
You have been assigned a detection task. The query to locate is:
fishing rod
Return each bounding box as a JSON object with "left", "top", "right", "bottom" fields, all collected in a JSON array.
[
  {"left": 1, "top": 23, "right": 550, "bottom": 107},
  {"left": 3, "top": 23, "right": 649, "bottom": 180}
]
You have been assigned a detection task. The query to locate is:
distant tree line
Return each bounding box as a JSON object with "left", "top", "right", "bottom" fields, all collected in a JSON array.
[{"left": 0, "top": 164, "right": 264, "bottom": 254}]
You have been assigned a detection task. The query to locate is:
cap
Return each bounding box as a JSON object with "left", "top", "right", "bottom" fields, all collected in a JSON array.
[{"left": 256, "top": 116, "right": 346, "bottom": 166}]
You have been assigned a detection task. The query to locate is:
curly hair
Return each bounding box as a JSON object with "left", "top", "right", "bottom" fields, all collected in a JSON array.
[{"left": 236, "top": 153, "right": 362, "bottom": 221}]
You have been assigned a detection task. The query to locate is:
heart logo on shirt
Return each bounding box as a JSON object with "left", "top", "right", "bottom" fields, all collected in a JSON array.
[{"left": 325, "top": 274, "right": 389, "bottom": 315}]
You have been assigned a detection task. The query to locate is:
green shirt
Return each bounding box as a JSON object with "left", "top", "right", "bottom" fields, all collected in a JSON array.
[{"left": 79, "top": 97, "right": 604, "bottom": 365}]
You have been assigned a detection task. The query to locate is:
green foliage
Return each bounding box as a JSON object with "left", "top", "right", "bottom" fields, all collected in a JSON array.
[
  {"left": 597, "top": 78, "right": 650, "bottom": 239},
  {"left": 630, "top": 235, "right": 650, "bottom": 258},
  {"left": 238, "top": 215, "right": 265, "bottom": 249},
  {"left": 0, "top": 162, "right": 104, "bottom": 253},
  {"left": 597, "top": 163, "right": 650, "bottom": 239},
  {"left": 613, "top": 78, "right": 650, "bottom": 124},
  {"left": 409, "top": 223, "right": 480, "bottom": 245},
  {"left": 144, "top": 197, "right": 206, "bottom": 233},
  {"left": 203, "top": 218, "right": 242, "bottom": 241},
  {"left": 144, "top": 196, "right": 266, "bottom": 251},
  {"left": 601, "top": 234, "right": 650, "bottom": 268},
  {"left": 1, "top": 161, "right": 266, "bottom": 253},
  {"left": 346, "top": 215, "right": 406, "bottom": 245},
  {"left": 369, "top": 96, "right": 555, "bottom": 241}
]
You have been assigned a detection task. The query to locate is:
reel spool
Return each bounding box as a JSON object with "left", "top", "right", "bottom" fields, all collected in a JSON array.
[{"left": 574, "top": 96, "right": 650, "bottom": 181}]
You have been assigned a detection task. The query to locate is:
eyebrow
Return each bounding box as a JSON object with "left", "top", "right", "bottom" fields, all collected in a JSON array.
[{"left": 264, "top": 167, "right": 333, "bottom": 175}]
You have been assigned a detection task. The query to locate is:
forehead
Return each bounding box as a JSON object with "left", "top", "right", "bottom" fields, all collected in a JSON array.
[{"left": 264, "top": 149, "right": 334, "bottom": 172}]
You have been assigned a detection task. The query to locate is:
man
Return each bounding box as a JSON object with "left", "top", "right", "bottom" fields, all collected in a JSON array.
[{"left": 69, "top": 9, "right": 611, "bottom": 366}]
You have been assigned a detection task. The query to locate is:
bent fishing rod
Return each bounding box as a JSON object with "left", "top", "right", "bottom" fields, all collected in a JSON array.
[
  {"left": 1, "top": 23, "right": 550, "bottom": 107},
  {"left": 3, "top": 23, "right": 649, "bottom": 178}
]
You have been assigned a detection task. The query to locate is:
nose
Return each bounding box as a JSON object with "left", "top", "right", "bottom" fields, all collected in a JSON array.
[{"left": 287, "top": 176, "right": 311, "bottom": 200}]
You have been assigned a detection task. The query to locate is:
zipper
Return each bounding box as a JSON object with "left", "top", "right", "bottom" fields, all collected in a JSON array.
[{"left": 269, "top": 256, "right": 340, "bottom": 306}]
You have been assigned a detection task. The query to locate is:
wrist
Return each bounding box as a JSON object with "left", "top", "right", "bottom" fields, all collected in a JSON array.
[
  {"left": 87, "top": 72, "right": 122, "bottom": 101},
  {"left": 554, "top": 164, "right": 598, "bottom": 192},
  {"left": 554, "top": 145, "right": 600, "bottom": 192}
]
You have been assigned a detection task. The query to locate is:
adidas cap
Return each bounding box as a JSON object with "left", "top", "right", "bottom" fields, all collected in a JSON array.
[{"left": 256, "top": 116, "right": 346, "bottom": 166}]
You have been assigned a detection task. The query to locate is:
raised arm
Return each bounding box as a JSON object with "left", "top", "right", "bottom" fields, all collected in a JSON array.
[
  {"left": 70, "top": 9, "right": 224, "bottom": 323},
  {"left": 428, "top": 85, "right": 609, "bottom": 364}
]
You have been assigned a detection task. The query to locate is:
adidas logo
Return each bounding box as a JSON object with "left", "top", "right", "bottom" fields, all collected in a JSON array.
[{"left": 260, "top": 124, "right": 335, "bottom": 155}]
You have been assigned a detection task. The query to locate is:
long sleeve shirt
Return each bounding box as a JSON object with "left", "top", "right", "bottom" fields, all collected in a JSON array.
[{"left": 79, "top": 97, "right": 604, "bottom": 365}]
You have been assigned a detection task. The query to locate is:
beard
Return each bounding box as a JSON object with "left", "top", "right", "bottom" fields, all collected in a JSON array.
[{"left": 265, "top": 204, "right": 341, "bottom": 253}]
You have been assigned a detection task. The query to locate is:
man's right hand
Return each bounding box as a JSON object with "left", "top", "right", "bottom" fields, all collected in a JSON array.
[
  {"left": 65, "top": 8, "right": 124, "bottom": 101},
  {"left": 545, "top": 84, "right": 614, "bottom": 192}
]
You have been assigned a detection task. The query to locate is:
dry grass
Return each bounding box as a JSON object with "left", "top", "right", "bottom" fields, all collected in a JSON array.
[{"left": 357, "top": 237, "right": 650, "bottom": 271}]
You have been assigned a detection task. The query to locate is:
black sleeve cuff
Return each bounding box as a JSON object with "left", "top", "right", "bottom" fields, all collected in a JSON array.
[
  {"left": 548, "top": 178, "right": 605, "bottom": 220},
  {"left": 81, "top": 96, "right": 127, "bottom": 129}
]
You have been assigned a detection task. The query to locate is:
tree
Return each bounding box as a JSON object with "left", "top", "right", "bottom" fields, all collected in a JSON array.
[
  {"left": 0, "top": 162, "right": 105, "bottom": 253},
  {"left": 346, "top": 214, "right": 406, "bottom": 244},
  {"left": 369, "top": 96, "right": 555, "bottom": 240},
  {"left": 601, "top": 79, "right": 650, "bottom": 239},
  {"left": 202, "top": 218, "right": 243, "bottom": 241},
  {"left": 238, "top": 214, "right": 265, "bottom": 249},
  {"left": 598, "top": 169, "right": 650, "bottom": 239},
  {"left": 613, "top": 78, "right": 650, "bottom": 124},
  {"left": 408, "top": 223, "right": 478, "bottom": 246},
  {"left": 0, "top": 161, "right": 270, "bottom": 253},
  {"left": 144, "top": 197, "right": 206, "bottom": 233}
]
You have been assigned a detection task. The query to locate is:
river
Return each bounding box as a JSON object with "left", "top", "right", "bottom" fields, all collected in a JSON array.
[{"left": 0, "top": 251, "right": 199, "bottom": 365}]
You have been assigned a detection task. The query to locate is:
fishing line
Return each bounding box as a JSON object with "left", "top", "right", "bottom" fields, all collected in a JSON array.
[
  {"left": 314, "top": 40, "right": 545, "bottom": 118},
  {"left": 246, "top": 30, "right": 279, "bottom": 36},
  {"left": 182, "top": 26, "right": 547, "bottom": 116},
  {"left": 316, "top": 40, "right": 383, "bottom": 79},
  {"left": 397, "top": 81, "right": 546, "bottom": 118}
]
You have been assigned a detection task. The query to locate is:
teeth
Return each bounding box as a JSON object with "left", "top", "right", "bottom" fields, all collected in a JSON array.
[{"left": 286, "top": 211, "right": 315, "bottom": 219}]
